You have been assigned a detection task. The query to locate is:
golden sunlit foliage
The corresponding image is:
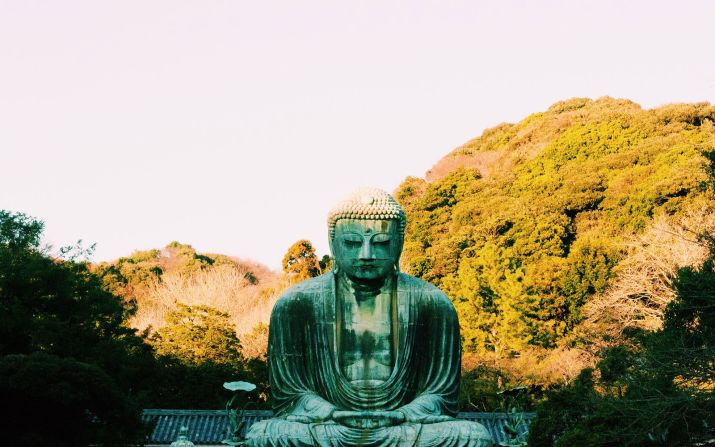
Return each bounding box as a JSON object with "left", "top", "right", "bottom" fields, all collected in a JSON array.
[
  {"left": 93, "top": 242, "right": 283, "bottom": 353},
  {"left": 397, "top": 98, "right": 715, "bottom": 388},
  {"left": 529, "top": 237, "right": 715, "bottom": 446},
  {"left": 282, "top": 239, "right": 323, "bottom": 283}
]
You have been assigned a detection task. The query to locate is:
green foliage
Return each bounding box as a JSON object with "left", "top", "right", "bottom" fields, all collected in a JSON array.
[
  {"left": 165, "top": 241, "right": 216, "bottom": 274},
  {"left": 319, "top": 254, "right": 333, "bottom": 273},
  {"left": 0, "top": 211, "right": 155, "bottom": 443},
  {"left": 150, "top": 304, "right": 268, "bottom": 409},
  {"left": 0, "top": 210, "right": 269, "bottom": 436},
  {"left": 396, "top": 98, "right": 715, "bottom": 357},
  {"left": 93, "top": 241, "right": 239, "bottom": 300},
  {"left": 91, "top": 239, "right": 273, "bottom": 409},
  {"left": 419, "top": 167, "right": 482, "bottom": 211},
  {"left": 153, "top": 304, "right": 243, "bottom": 365},
  {"left": 0, "top": 353, "right": 143, "bottom": 447},
  {"left": 526, "top": 368, "right": 601, "bottom": 447},
  {"left": 459, "top": 365, "right": 541, "bottom": 412},
  {"left": 93, "top": 248, "right": 162, "bottom": 299},
  {"left": 148, "top": 355, "right": 267, "bottom": 410},
  {"left": 0, "top": 210, "right": 43, "bottom": 249},
  {"left": 528, "top": 237, "right": 715, "bottom": 446},
  {"left": 0, "top": 212, "right": 148, "bottom": 371},
  {"left": 282, "top": 239, "right": 322, "bottom": 282}
]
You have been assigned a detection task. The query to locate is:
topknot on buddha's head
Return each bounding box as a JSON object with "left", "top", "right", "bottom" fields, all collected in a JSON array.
[{"left": 327, "top": 187, "right": 406, "bottom": 240}]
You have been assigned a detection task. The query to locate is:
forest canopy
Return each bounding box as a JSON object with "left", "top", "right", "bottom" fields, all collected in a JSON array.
[{"left": 397, "top": 98, "right": 714, "bottom": 352}]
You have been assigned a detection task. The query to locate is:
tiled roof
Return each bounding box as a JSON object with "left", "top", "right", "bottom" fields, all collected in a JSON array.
[{"left": 142, "top": 409, "right": 534, "bottom": 446}]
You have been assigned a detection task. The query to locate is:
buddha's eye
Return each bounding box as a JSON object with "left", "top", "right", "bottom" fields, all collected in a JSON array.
[
  {"left": 342, "top": 235, "right": 362, "bottom": 247},
  {"left": 372, "top": 234, "right": 391, "bottom": 244}
]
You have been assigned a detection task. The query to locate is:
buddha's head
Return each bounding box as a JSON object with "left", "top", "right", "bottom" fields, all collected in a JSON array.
[{"left": 327, "top": 188, "right": 406, "bottom": 283}]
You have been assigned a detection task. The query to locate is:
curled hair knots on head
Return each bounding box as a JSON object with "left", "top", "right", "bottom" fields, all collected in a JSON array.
[{"left": 327, "top": 187, "right": 406, "bottom": 241}]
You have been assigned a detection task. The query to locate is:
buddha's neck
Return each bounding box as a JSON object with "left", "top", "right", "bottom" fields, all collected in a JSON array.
[{"left": 337, "top": 271, "right": 395, "bottom": 303}]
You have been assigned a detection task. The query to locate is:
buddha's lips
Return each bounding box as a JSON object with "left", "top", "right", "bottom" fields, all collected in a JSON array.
[
  {"left": 355, "top": 265, "right": 386, "bottom": 273},
  {"left": 355, "top": 259, "right": 391, "bottom": 266}
]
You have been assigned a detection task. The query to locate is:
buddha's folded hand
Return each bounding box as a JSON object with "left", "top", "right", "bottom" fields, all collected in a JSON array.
[
  {"left": 413, "top": 415, "right": 452, "bottom": 424},
  {"left": 332, "top": 410, "right": 405, "bottom": 429},
  {"left": 285, "top": 406, "right": 335, "bottom": 424}
]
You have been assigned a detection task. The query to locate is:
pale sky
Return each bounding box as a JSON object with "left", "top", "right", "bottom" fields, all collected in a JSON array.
[{"left": 2, "top": 0, "right": 714, "bottom": 269}]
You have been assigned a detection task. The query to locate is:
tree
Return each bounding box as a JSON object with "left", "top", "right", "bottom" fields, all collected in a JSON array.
[
  {"left": 282, "top": 239, "right": 322, "bottom": 282},
  {"left": 0, "top": 210, "right": 153, "bottom": 372},
  {"left": 152, "top": 303, "right": 243, "bottom": 365},
  {"left": 0, "top": 211, "right": 154, "bottom": 444},
  {"left": 0, "top": 353, "right": 143, "bottom": 447},
  {"left": 393, "top": 98, "right": 715, "bottom": 395},
  {"left": 0, "top": 210, "right": 43, "bottom": 249},
  {"left": 150, "top": 304, "right": 265, "bottom": 409},
  {"left": 528, "top": 234, "right": 715, "bottom": 446}
]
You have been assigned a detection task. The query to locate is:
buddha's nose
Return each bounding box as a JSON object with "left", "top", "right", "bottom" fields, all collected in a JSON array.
[{"left": 359, "top": 240, "right": 375, "bottom": 260}]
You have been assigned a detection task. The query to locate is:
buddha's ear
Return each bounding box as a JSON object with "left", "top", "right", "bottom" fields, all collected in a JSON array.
[
  {"left": 328, "top": 236, "right": 336, "bottom": 269},
  {"left": 395, "top": 242, "right": 403, "bottom": 273},
  {"left": 328, "top": 237, "right": 340, "bottom": 273}
]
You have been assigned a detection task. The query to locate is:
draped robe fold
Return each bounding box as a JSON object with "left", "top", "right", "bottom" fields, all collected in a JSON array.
[{"left": 246, "top": 272, "right": 493, "bottom": 447}]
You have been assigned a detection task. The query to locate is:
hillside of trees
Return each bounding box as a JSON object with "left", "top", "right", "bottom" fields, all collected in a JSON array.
[
  {"left": 395, "top": 97, "right": 714, "bottom": 383},
  {"left": 2, "top": 97, "right": 713, "bottom": 445},
  {"left": 92, "top": 242, "right": 284, "bottom": 357},
  {"left": 0, "top": 217, "right": 282, "bottom": 445},
  {"left": 395, "top": 97, "right": 715, "bottom": 443},
  {"left": 528, "top": 243, "right": 715, "bottom": 445}
]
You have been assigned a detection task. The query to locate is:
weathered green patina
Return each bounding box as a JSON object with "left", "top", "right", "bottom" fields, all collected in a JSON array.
[
  {"left": 171, "top": 426, "right": 196, "bottom": 447},
  {"left": 223, "top": 381, "right": 257, "bottom": 445},
  {"left": 246, "top": 188, "right": 493, "bottom": 447}
]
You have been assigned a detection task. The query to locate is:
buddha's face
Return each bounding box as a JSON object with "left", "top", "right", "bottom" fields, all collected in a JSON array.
[{"left": 332, "top": 219, "right": 401, "bottom": 283}]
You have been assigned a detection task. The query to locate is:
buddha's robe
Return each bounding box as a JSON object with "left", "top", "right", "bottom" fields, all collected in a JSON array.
[{"left": 246, "top": 272, "right": 493, "bottom": 447}]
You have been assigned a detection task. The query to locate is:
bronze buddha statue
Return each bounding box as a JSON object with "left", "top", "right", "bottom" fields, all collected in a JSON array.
[{"left": 246, "top": 188, "right": 493, "bottom": 447}]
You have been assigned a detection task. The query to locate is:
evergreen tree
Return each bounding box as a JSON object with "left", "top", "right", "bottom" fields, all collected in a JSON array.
[
  {"left": 153, "top": 304, "right": 243, "bottom": 365},
  {"left": 0, "top": 211, "right": 149, "bottom": 445},
  {"left": 150, "top": 304, "right": 267, "bottom": 409},
  {"left": 282, "top": 239, "right": 322, "bottom": 282},
  {"left": 528, "top": 235, "right": 715, "bottom": 446}
]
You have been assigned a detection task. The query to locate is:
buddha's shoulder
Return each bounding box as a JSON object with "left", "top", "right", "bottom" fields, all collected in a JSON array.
[
  {"left": 398, "top": 273, "right": 454, "bottom": 308},
  {"left": 273, "top": 273, "right": 332, "bottom": 308}
]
